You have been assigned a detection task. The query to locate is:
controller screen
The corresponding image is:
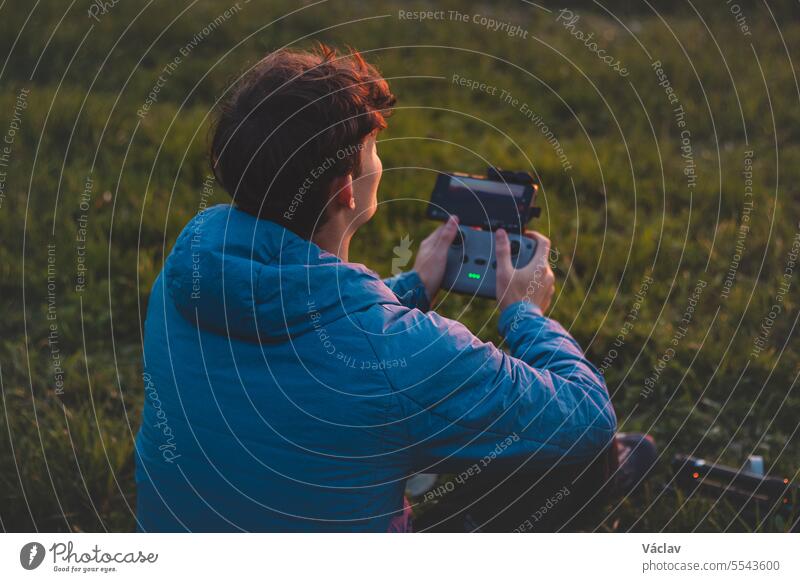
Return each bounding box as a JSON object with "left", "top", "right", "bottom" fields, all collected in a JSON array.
[{"left": 428, "top": 174, "right": 532, "bottom": 230}]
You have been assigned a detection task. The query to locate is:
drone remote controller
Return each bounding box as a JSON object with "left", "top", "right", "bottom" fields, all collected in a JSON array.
[
  {"left": 443, "top": 226, "right": 537, "bottom": 299},
  {"left": 428, "top": 168, "right": 540, "bottom": 299}
]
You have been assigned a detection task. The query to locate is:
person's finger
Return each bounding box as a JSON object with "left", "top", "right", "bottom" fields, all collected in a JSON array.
[
  {"left": 437, "top": 215, "right": 459, "bottom": 246},
  {"left": 495, "top": 228, "right": 512, "bottom": 273},
  {"left": 423, "top": 219, "right": 448, "bottom": 246},
  {"left": 528, "top": 231, "right": 551, "bottom": 265}
]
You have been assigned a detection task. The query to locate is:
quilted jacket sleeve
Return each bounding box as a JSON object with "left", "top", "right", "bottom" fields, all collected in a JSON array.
[
  {"left": 364, "top": 301, "right": 617, "bottom": 473},
  {"left": 383, "top": 270, "right": 430, "bottom": 312}
]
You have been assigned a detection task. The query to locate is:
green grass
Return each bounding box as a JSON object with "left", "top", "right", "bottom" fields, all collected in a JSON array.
[{"left": 1, "top": 0, "right": 798, "bottom": 531}]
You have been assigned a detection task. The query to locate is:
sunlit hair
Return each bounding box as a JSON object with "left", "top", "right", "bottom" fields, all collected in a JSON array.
[{"left": 210, "top": 44, "right": 395, "bottom": 239}]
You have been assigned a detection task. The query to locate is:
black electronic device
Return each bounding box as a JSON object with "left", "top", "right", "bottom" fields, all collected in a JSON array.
[
  {"left": 427, "top": 168, "right": 541, "bottom": 298},
  {"left": 427, "top": 168, "right": 540, "bottom": 233},
  {"left": 672, "top": 454, "right": 797, "bottom": 527}
]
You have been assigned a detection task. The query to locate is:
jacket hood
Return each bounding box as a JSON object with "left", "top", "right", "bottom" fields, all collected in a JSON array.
[{"left": 164, "top": 204, "right": 399, "bottom": 342}]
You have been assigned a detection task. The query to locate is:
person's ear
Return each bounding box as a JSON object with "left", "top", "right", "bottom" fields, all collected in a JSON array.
[{"left": 331, "top": 175, "right": 355, "bottom": 210}]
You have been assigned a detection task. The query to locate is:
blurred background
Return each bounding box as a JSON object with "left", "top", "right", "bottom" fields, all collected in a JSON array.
[{"left": 1, "top": 0, "right": 798, "bottom": 532}]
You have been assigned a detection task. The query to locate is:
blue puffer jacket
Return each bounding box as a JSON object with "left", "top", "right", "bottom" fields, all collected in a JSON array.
[{"left": 135, "top": 204, "right": 616, "bottom": 532}]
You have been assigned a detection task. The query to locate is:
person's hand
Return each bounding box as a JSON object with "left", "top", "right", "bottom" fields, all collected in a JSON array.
[
  {"left": 412, "top": 215, "right": 459, "bottom": 302},
  {"left": 495, "top": 229, "right": 555, "bottom": 313}
]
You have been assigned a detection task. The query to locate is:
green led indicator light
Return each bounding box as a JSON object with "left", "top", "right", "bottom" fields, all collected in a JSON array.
[{"left": 468, "top": 273, "right": 481, "bottom": 280}]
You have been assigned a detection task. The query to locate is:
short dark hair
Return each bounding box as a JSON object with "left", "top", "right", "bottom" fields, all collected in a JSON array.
[{"left": 210, "top": 45, "right": 395, "bottom": 239}]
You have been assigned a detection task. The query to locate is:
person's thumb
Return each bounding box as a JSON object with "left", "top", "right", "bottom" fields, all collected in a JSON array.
[
  {"left": 438, "top": 215, "right": 459, "bottom": 247},
  {"left": 495, "top": 228, "right": 512, "bottom": 275},
  {"left": 530, "top": 231, "right": 551, "bottom": 268}
]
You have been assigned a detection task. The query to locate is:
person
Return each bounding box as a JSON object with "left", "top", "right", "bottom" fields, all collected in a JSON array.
[{"left": 135, "top": 45, "right": 654, "bottom": 533}]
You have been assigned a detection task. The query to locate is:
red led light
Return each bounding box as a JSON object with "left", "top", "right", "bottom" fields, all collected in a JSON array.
[{"left": 692, "top": 472, "right": 699, "bottom": 479}]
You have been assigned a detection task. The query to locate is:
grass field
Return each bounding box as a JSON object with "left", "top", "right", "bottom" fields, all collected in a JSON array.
[{"left": 1, "top": 0, "right": 798, "bottom": 532}]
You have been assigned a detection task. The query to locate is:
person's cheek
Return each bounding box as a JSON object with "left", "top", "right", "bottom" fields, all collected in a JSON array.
[{"left": 372, "top": 154, "right": 382, "bottom": 199}]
